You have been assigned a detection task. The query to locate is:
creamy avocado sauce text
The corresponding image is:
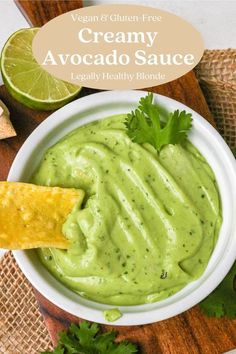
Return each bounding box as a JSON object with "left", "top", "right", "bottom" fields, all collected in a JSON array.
[{"left": 33, "top": 115, "right": 222, "bottom": 305}]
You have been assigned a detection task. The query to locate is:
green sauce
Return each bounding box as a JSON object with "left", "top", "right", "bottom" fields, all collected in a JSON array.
[
  {"left": 32, "top": 115, "right": 222, "bottom": 305},
  {"left": 103, "top": 308, "right": 122, "bottom": 322}
]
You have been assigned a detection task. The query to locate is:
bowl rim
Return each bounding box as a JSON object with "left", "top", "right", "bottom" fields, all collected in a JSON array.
[{"left": 9, "top": 89, "right": 236, "bottom": 326}]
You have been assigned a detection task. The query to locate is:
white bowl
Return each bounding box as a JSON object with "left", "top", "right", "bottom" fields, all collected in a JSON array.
[{"left": 9, "top": 90, "right": 236, "bottom": 326}]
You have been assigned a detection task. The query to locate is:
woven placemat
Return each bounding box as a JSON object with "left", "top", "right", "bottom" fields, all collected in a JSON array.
[
  {"left": 0, "top": 252, "right": 53, "bottom": 354},
  {"left": 195, "top": 49, "right": 236, "bottom": 149},
  {"left": 0, "top": 49, "right": 235, "bottom": 353}
]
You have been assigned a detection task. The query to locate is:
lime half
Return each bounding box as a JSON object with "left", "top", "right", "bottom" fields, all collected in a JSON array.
[{"left": 0, "top": 28, "right": 81, "bottom": 110}]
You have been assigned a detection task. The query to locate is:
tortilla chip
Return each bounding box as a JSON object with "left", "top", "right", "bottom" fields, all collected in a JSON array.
[
  {"left": 0, "top": 182, "right": 84, "bottom": 249},
  {"left": 0, "top": 100, "right": 16, "bottom": 140}
]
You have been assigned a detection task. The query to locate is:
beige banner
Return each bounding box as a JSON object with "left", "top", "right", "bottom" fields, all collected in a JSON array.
[{"left": 32, "top": 4, "right": 204, "bottom": 90}]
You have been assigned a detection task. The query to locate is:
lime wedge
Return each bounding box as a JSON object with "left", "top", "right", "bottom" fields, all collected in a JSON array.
[{"left": 0, "top": 28, "right": 81, "bottom": 110}]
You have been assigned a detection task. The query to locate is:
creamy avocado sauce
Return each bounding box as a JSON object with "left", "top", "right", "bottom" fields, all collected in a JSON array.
[
  {"left": 103, "top": 308, "right": 122, "bottom": 322},
  {"left": 32, "top": 114, "right": 222, "bottom": 305}
]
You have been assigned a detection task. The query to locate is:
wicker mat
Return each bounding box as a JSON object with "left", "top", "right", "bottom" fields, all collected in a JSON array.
[
  {"left": 0, "top": 252, "right": 53, "bottom": 353},
  {"left": 195, "top": 49, "right": 236, "bottom": 149},
  {"left": 0, "top": 49, "right": 236, "bottom": 354}
]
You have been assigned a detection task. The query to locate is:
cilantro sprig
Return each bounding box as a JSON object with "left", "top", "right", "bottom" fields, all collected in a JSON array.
[
  {"left": 42, "top": 321, "right": 138, "bottom": 354},
  {"left": 200, "top": 262, "right": 236, "bottom": 318},
  {"left": 125, "top": 93, "right": 192, "bottom": 152}
]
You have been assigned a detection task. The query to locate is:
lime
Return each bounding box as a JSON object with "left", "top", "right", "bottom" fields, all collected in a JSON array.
[{"left": 0, "top": 28, "right": 81, "bottom": 111}]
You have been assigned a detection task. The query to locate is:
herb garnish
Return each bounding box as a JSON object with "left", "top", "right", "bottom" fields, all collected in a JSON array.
[
  {"left": 42, "top": 320, "right": 138, "bottom": 354},
  {"left": 125, "top": 93, "right": 192, "bottom": 152}
]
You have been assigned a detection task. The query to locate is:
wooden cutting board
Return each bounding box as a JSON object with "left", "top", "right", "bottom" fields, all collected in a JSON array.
[{"left": 0, "top": 1, "right": 235, "bottom": 353}]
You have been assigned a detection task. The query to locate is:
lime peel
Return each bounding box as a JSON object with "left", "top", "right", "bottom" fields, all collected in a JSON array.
[{"left": 0, "top": 28, "right": 81, "bottom": 111}]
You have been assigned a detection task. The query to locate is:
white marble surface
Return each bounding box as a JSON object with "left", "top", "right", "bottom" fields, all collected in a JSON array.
[
  {"left": 0, "top": 0, "right": 29, "bottom": 52},
  {"left": 0, "top": 249, "right": 6, "bottom": 258},
  {"left": 84, "top": 0, "right": 236, "bottom": 49},
  {"left": 0, "top": 0, "right": 29, "bottom": 85}
]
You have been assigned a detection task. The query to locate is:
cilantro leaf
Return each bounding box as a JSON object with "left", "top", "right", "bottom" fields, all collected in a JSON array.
[
  {"left": 125, "top": 93, "right": 192, "bottom": 152},
  {"left": 41, "top": 320, "right": 138, "bottom": 354},
  {"left": 200, "top": 261, "right": 236, "bottom": 318}
]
